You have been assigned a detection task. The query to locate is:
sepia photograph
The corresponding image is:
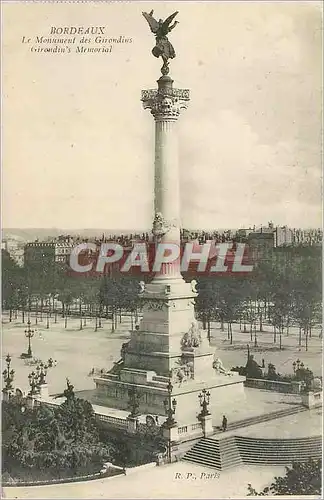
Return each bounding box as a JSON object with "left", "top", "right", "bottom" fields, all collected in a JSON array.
[{"left": 1, "top": 1, "right": 322, "bottom": 498}]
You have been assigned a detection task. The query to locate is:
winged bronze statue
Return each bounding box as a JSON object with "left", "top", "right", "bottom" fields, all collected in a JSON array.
[{"left": 142, "top": 10, "right": 179, "bottom": 75}]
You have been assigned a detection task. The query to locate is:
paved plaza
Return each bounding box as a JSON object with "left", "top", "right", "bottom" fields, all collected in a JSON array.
[
  {"left": 2, "top": 312, "right": 322, "bottom": 397},
  {"left": 3, "top": 461, "right": 287, "bottom": 499}
]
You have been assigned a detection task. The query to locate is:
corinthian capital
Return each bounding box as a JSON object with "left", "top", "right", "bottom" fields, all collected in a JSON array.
[{"left": 141, "top": 88, "right": 190, "bottom": 120}]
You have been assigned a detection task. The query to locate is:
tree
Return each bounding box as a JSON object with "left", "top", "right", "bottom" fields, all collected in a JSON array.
[
  {"left": 1, "top": 250, "right": 26, "bottom": 319},
  {"left": 247, "top": 458, "right": 321, "bottom": 495},
  {"left": 2, "top": 383, "right": 115, "bottom": 477},
  {"left": 218, "top": 276, "right": 248, "bottom": 344},
  {"left": 245, "top": 355, "right": 262, "bottom": 379},
  {"left": 195, "top": 277, "right": 218, "bottom": 339}
]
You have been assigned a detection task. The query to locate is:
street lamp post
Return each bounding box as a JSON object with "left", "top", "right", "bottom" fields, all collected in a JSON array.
[
  {"left": 28, "top": 371, "right": 39, "bottom": 395},
  {"left": 198, "top": 389, "right": 211, "bottom": 438},
  {"left": 163, "top": 380, "right": 177, "bottom": 428},
  {"left": 198, "top": 389, "right": 211, "bottom": 418},
  {"left": 36, "top": 362, "right": 48, "bottom": 385},
  {"left": 2, "top": 354, "right": 15, "bottom": 396},
  {"left": 163, "top": 379, "right": 178, "bottom": 464},
  {"left": 128, "top": 386, "right": 141, "bottom": 418},
  {"left": 25, "top": 320, "right": 35, "bottom": 358}
]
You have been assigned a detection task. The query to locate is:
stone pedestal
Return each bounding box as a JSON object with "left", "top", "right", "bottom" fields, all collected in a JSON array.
[
  {"left": 301, "top": 391, "right": 322, "bottom": 409},
  {"left": 126, "top": 416, "right": 139, "bottom": 434},
  {"left": 2, "top": 390, "right": 11, "bottom": 402},
  {"left": 162, "top": 424, "right": 179, "bottom": 443},
  {"left": 200, "top": 413, "right": 214, "bottom": 437},
  {"left": 26, "top": 394, "right": 35, "bottom": 409},
  {"left": 38, "top": 384, "right": 49, "bottom": 399}
]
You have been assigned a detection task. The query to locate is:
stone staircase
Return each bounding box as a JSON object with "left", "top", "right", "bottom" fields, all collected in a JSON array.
[
  {"left": 182, "top": 436, "right": 242, "bottom": 470},
  {"left": 183, "top": 434, "right": 321, "bottom": 470},
  {"left": 182, "top": 404, "right": 319, "bottom": 470},
  {"left": 237, "top": 435, "right": 322, "bottom": 465}
]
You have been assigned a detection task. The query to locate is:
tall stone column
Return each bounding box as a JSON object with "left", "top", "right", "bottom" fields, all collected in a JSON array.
[{"left": 142, "top": 75, "right": 190, "bottom": 281}]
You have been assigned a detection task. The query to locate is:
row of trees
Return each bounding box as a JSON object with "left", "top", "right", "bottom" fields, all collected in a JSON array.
[
  {"left": 2, "top": 249, "right": 142, "bottom": 331},
  {"left": 2, "top": 245, "right": 321, "bottom": 341},
  {"left": 196, "top": 251, "right": 321, "bottom": 347}
]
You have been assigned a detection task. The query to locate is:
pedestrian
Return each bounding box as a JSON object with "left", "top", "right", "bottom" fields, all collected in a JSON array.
[
  {"left": 222, "top": 415, "right": 227, "bottom": 432},
  {"left": 155, "top": 415, "right": 159, "bottom": 425}
]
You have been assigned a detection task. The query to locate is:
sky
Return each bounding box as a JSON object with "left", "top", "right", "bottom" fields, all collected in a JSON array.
[{"left": 2, "top": 1, "right": 322, "bottom": 230}]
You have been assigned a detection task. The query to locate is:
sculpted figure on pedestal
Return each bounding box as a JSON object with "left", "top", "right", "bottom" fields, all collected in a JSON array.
[
  {"left": 142, "top": 10, "right": 179, "bottom": 75},
  {"left": 181, "top": 320, "right": 201, "bottom": 349},
  {"left": 213, "top": 356, "right": 233, "bottom": 376}
]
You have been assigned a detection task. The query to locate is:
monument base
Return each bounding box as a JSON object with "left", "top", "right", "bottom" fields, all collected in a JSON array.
[{"left": 92, "top": 369, "right": 245, "bottom": 426}]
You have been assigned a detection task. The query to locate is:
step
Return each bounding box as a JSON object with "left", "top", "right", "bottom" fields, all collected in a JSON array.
[
  {"left": 183, "top": 456, "right": 241, "bottom": 470},
  {"left": 236, "top": 436, "right": 320, "bottom": 442},
  {"left": 195, "top": 441, "right": 219, "bottom": 450},
  {"left": 240, "top": 452, "right": 321, "bottom": 459},
  {"left": 242, "top": 457, "right": 321, "bottom": 464},
  {"left": 184, "top": 453, "right": 221, "bottom": 462},
  {"left": 240, "top": 454, "right": 321, "bottom": 460},
  {"left": 237, "top": 443, "right": 321, "bottom": 450},
  {"left": 187, "top": 444, "right": 220, "bottom": 452},
  {"left": 236, "top": 438, "right": 321, "bottom": 445},
  {"left": 183, "top": 457, "right": 222, "bottom": 468},
  {"left": 182, "top": 458, "right": 222, "bottom": 470},
  {"left": 185, "top": 453, "right": 221, "bottom": 462}
]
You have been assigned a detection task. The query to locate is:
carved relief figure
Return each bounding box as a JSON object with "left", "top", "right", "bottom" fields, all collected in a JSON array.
[
  {"left": 213, "top": 356, "right": 233, "bottom": 376},
  {"left": 173, "top": 359, "right": 194, "bottom": 385},
  {"left": 181, "top": 321, "right": 201, "bottom": 349},
  {"left": 152, "top": 212, "right": 171, "bottom": 238}
]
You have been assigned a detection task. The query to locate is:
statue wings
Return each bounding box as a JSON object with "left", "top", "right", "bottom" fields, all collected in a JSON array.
[
  {"left": 142, "top": 10, "right": 159, "bottom": 34},
  {"left": 162, "top": 11, "right": 179, "bottom": 30},
  {"left": 142, "top": 10, "right": 179, "bottom": 34}
]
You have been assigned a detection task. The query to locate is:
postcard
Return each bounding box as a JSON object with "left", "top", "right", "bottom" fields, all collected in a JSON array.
[{"left": 1, "top": 1, "right": 322, "bottom": 498}]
